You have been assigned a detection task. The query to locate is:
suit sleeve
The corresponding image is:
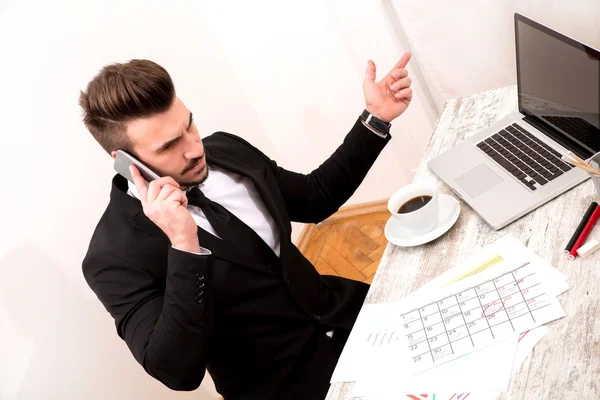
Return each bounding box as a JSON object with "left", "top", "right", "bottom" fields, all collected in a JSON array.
[
  {"left": 83, "top": 246, "right": 213, "bottom": 391},
  {"left": 244, "top": 118, "right": 392, "bottom": 223}
]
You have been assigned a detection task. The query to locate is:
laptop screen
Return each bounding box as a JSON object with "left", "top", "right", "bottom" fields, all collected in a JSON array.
[{"left": 515, "top": 14, "right": 600, "bottom": 157}]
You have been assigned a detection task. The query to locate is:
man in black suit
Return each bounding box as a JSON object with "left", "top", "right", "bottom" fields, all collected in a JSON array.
[{"left": 80, "top": 53, "right": 413, "bottom": 399}]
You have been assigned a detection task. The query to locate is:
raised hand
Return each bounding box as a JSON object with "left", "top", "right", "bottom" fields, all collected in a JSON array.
[{"left": 362, "top": 52, "right": 413, "bottom": 123}]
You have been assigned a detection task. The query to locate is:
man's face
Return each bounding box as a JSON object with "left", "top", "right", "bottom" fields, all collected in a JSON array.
[{"left": 113, "top": 97, "right": 208, "bottom": 188}]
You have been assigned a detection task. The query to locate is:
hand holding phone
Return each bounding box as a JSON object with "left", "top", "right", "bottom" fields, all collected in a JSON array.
[{"left": 128, "top": 163, "right": 200, "bottom": 254}]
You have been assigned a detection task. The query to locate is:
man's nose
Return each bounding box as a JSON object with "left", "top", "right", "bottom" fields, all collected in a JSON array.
[{"left": 183, "top": 138, "right": 204, "bottom": 160}]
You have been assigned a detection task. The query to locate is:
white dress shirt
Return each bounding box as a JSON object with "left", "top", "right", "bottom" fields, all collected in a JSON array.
[{"left": 127, "top": 164, "right": 281, "bottom": 256}]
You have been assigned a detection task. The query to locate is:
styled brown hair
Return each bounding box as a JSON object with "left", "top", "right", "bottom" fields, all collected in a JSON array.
[{"left": 79, "top": 59, "right": 176, "bottom": 154}]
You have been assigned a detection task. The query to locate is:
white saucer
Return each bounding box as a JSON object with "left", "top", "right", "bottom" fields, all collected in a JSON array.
[{"left": 385, "top": 194, "right": 460, "bottom": 247}]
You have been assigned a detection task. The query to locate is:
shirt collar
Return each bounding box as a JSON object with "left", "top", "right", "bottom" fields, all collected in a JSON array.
[{"left": 127, "top": 180, "right": 141, "bottom": 200}]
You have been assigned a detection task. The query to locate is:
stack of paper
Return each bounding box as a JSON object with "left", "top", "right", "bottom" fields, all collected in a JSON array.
[{"left": 330, "top": 235, "right": 569, "bottom": 399}]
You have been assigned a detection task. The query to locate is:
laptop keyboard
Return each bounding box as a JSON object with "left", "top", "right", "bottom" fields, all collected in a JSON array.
[{"left": 476, "top": 123, "right": 574, "bottom": 191}]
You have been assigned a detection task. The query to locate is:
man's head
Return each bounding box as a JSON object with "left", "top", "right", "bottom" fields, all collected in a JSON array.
[{"left": 79, "top": 59, "right": 208, "bottom": 188}]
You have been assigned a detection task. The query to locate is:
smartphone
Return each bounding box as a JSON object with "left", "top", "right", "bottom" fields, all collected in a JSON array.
[{"left": 114, "top": 150, "right": 160, "bottom": 185}]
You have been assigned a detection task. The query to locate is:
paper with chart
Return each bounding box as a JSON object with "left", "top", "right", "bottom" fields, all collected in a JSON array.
[{"left": 331, "top": 236, "right": 566, "bottom": 383}]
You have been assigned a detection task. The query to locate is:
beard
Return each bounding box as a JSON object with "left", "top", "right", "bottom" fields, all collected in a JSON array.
[
  {"left": 178, "top": 164, "right": 209, "bottom": 188},
  {"left": 178, "top": 154, "right": 209, "bottom": 188}
]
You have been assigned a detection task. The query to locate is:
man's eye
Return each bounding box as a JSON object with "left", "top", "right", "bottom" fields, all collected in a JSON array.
[{"left": 160, "top": 142, "right": 173, "bottom": 153}]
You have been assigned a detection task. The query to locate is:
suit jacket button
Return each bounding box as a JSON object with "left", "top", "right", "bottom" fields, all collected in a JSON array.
[
  {"left": 314, "top": 314, "right": 322, "bottom": 321},
  {"left": 194, "top": 295, "right": 204, "bottom": 304}
]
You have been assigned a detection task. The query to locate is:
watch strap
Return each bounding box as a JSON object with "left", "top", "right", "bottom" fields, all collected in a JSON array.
[{"left": 360, "top": 109, "right": 391, "bottom": 134}]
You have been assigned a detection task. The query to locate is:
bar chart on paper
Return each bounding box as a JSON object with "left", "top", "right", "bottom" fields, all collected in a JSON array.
[
  {"left": 441, "top": 253, "right": 504, "bottom": 287},
  {"left": 400, "top": 261, "right": 565, "bottom": 374},
  {"left": 367, "top": 330, "right": 401, "bottom": 347}
]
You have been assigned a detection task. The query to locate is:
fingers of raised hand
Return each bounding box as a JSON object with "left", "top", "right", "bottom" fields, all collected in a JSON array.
[
  {"left": 393, "top": 87, "right": 413, "bottom": 101},
  {"left": 392, "top": 52, "right": 411, "bottom": 70},
  {"left": 388, "top": 68, "right": 408, "bottom": 81},
  {"left": 390, "top": 76, "right": 412, "bottom": 92}
]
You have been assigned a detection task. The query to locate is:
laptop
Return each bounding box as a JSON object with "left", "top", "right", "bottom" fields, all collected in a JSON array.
[{"left": 428, "top": 13, "right": 600, "bottom": 230}]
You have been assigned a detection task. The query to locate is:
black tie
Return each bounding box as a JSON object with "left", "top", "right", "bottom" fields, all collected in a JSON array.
[{"left": 186, "top": 187, "right": 279, "bottom": 268}]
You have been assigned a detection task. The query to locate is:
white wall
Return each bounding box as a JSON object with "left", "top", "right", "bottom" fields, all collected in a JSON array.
[
  {"left": 389, "top": 0, "right": 600, "bottom": 109},
  {"left": 0, "top": 1, "right": 424, "bottom": 399}
]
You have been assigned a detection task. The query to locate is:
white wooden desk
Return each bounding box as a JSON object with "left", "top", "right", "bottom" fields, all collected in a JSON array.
[{"left": 327, "top": 86, "right": 600, "bottom": 400}]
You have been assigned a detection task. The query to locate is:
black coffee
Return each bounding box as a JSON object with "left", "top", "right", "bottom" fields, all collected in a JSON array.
[{"left": 397, "top": 195, "right": 432, "bottom": 214}]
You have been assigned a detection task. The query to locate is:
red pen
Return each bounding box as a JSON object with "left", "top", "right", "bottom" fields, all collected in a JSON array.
[{"left": 569, "top": 205, "right": 600, "bottom": 259}]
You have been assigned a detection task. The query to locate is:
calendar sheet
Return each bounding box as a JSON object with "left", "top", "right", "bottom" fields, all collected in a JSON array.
[
  {"left": 397, "top": 261, "right": 563, "bottom": 374},
  {"left": 331, "top": 246, "right": 566, "bottom": 383}
]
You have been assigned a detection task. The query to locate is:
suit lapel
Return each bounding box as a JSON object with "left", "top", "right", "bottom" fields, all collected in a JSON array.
[{"left": 194, "top": 226, "right": 276, "bottom": 273}]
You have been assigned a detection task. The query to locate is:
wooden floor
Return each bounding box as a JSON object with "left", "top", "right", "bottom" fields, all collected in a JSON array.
[{"left": 297, "top": 200, "right": 391, "bottom": 284}]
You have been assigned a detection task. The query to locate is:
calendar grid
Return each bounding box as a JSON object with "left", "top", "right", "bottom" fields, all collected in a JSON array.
[
  {"left": 435, "top": 301, "right": 455, "bottom": 355},
  {"left": 399, "top": 261, "right": 556, "bottom": 366},
  {"left": 474, "top": 284, "right": 496, "bottom": 339},
  {"left": 405, "top": 278, "right": 541, "bottom": 334},
  {"left": 403, "top": 280, "right": 546, "bottom": 343},
  {"left": 492, "top": 278, "right": 515, "bottom": 331},
  {"left": 404, "top": 305, "right": 553, "bottom": 359},
  {"left": 455, "top": 293, "right": 475, "bottom": 347},
  {"left": 512, "top": 270, "right": 536, "bottom": 323},
  {"left": 417, "top": 308, "right": 434, "bottom": 362}
]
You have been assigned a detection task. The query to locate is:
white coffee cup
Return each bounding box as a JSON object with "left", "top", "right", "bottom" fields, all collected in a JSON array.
[{"left": 387, "top": 179, "right": 440, "bottom": 235}]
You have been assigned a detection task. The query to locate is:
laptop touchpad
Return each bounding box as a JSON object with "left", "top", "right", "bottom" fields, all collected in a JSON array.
[{"left": 454, "top": 164, "right": 503, "bottom": 198}]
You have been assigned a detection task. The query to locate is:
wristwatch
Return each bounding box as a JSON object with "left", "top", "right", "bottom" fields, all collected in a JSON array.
[{"left": 360, "top": 109, "right": 391, "bottom": 134}]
